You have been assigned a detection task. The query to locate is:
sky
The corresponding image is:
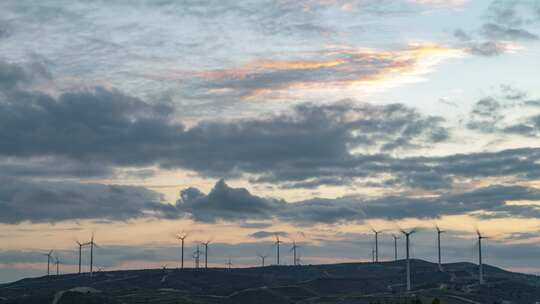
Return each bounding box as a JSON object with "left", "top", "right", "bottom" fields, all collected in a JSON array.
[{"left": 0, "top": 0, "right": 540, "bottom": 283}]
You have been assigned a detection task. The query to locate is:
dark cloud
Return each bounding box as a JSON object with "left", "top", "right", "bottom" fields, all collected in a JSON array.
[
  {"left": 455, "top": 0, "right": 540, "bottom": 57},
  {"left": 0, "top": 85, "right": 178, "bottom": 166},
  {"left": 0, "top": 178, "right": 165, "bottom": 224},
  {"left": 0, "top": 25, "right": 8, "bottom": 39},
  {"left": 249, "top": 231, "right": 289, "bottom": 239},
  {"left": 466, "top": 41, "right": 507, "bottom": 57},
  {"left": 0, "top": 61, "right": 30, "bottom": 90},
  {"left": 466, "top": 97, "right": 503, "bottom": 132},
  {"left": 471, "top": 97, "right": 501, "bottom": 116},
  {"left": 176, "top": 179, "right": 285, "bottom": 222},
  {"left": 453, "top": 29, "right": 471, "bottom": 41},
  {"left": 524, "top": 99, "right": 540, "bottom": 107},
  {"left": 465, "top": 91, "right": 540, "bottom": 137},
  {"left": 256, "top": 147, "right": 540, "bottom": 191},
  {"left": 1, "top": 61, "right": 538, "bottom": 192},
  {"left": 485, "top": 0, "right": 538, "bottom": 27},
  {"left": 0, "top": 63, "right": 450, "bottom": 187},
  {"left": 500, "top": 84, "right": 527, "bottom": 100},
  {"left": 481, "top": 23, "right": 538, "bottom": 40},
  {"left": 168, "top": 180, "right": 540, "bottom": 224},
  {"left": 239, "top": 222, "right": 273, "bottom": 229},
  {"left": 0, "top": 156, "right": 113, "bottom": 179},
  {"left": 503, "top": 114, "right": 540, "bottom": 137}
]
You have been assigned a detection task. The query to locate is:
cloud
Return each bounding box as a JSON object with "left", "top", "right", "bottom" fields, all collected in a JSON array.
[
  {"left": 453, "top": 29, "right": 471, "bottom": 41},
  {"left": 485, "top": 0, "right": 539, "bottom": 27},
  {"left": 0, "top": 178, "right": 165, "bottom": 224},
  {"left": 465, "top": 41, "right": 510, "bottom": 57},
  {"left": 453, "top": 28, "right": 516, "bottom": 57},
  {"left": 177, "top": 179, "right": 285, "bottom": 223},
  {"left": 256, "top": 146, "right": 540, "bottom": 190},
  {"left": 240, "top": 222, "right": 273, "bottom": 229},
  {"left": 0, "top": 156, "right": 113, "bottom": 179},
  {"left": 1, "top": 61, "right": 539, "bottom": 192},
  {"left": 503, "top": 114, "right": 540, "bottom": 137},
  {"left": 249, "top": 231, "right": 289, "bottom": 239},
  {"left": 466, "top": 97, "right": 503, "bottom": 132},
  {"left": 0, "top": 0, "right": 468, "bottom": 106},
  {"left": 190, "top": 45, "right": 462, "bottom": 101},
  {"left": 0, "top": 61, "right": 32, "bottom": 90},
  {"left": 465, "top": 90, "right": 540, "bottom": 137},
  {"left": 0, "top": 24, "right": 9, "bottom": 39},
  {"left": 500, "top": 84, "right": 527, "bottom": 100},
  {"left": 4, "top": 63, "right": 540, "bottom": 190},
  {"left": 168, "top": 180, "right": 540, "bottom": 224},
  {"left": 0, "top": 64, "right": 450, "bottom": 184},
  {"left": 481, "top": 23, "right": 538, "bottom": 40},
  {"left": 524, "top": 99, "right": 540, "bottom": 107},
  {"left": 453, "top": 0, "right": 540, "bottom": 57}
]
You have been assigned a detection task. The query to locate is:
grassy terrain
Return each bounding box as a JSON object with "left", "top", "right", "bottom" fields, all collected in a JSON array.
[{"left": 1, "top": 259, "right": 539, "bottom": 304}]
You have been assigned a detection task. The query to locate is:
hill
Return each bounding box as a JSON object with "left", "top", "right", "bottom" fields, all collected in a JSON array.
[{"left": 1, "top": 259, "right": 539, "bottom": 304}]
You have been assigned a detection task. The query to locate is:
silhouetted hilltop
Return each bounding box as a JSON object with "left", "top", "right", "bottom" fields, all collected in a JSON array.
[{"left": 1, "top": 259, "right": 539, "bottom": 303}]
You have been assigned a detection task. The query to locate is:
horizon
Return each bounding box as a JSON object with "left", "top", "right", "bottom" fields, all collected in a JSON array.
[
  {"left": 2, "top": 257, "right": 524, "bottom": 285},
  {"left": 1, "top": 0, "right": 540, "bottom": 284}
]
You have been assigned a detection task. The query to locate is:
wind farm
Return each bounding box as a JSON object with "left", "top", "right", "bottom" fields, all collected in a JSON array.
[
  {"left": 2, "top": 252, "right": 539, "bottom": 303},
  {"left": 2, "top": 226, "right": 540, "bottom": 304}
]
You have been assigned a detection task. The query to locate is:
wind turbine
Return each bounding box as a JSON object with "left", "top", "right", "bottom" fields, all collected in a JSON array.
[
  {"left": 176, "top": 231, "right": 188, "bottom": 269},
  {"left": 295, "top": 253, "right": 303, "bottom": 266},
  {"left": 226, "top": 256, "right": 233, "bottom": 271},
  {"left": 75, "top": 240, "right": 87, "bottom": 274},
  {"left": 257, "top": 252, "right": 268, "bottom": 267},
  {"left": 202, "top": 240, "right": 211, "bottom": 269},
  {"left": 392, "top": 234, "right": 400, "bottom": 262},
  {"left": 290, "top": 241, "right": 300, "bottom": 266},
  {"left": 193, "top": 244, "right": 201, "bottom": 269},
  {"left": 400, "top": 228, "right": 417, "bottom": 292},
  {"left": 44, "top": 250, "right": 54, "bottom": 277},
  {"left": 273, "top": 234, "right": 283, "bottom": 265},
  {"left": 84, "top": 233, "right": 99, "bottom": 276},
  {"left": 476, "top": 229, "right": 488, "bottom": 285},
  {"left": 436, "top": 225, "right": 446, "bottom": 271},
  {"left": 54, "top": 255, "right": 60, "bottom": 276},
  {"left": 371, "top": 228, "right": 382, "bottom": 263}
]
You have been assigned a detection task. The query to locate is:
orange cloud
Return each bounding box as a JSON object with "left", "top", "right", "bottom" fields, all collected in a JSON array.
[{"left": 197, "top": 44, "right": 463, "bottom": 101}]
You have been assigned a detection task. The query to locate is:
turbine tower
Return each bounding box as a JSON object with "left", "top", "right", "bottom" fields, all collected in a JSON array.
[
  {"left": 54, "top": 256, "right": 60, "bottom": 276},
  {"left": 176, "top": 231, "right": 188, "bottom": 269},
  {"left": 436, "top": 225, "right": 446, "bottom": 271},
  {"left": 202, "top": 240, "right": 211, "bottom": 269},
  {"left": 401, "top": 228, "right": 416, "bottom": 292},
  {"left": 75, "top": 240, "right": 86, "bottom": 274},
  {"left": 226, "top": 256, "right": 233, "bottom": 271},
  {"left": 274, "top": 234, "right": 283, "bottom": 265},
  {"left": 392, "top": 234, "right": 400, "bottom": 262},
  {"left": 84, "top": 233, "right": 98, "bottom": 276},
  {"left": 193, "top": 245, "right": 201, "bottom": 269},
  {"left": 44, "top": 250, "right": 54, "bottom": 277},
  {"left": 257, "top": 252, "right": 268, "bottom": 267},
  {"left": 372, "top": 229, "right": 382, "bottom": 263},
  {"left": 290, "top": 241, "right": 300, "bottom": 266},
  {"left": 477, "top": 229, "right": 488, "bottom": 285}
]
